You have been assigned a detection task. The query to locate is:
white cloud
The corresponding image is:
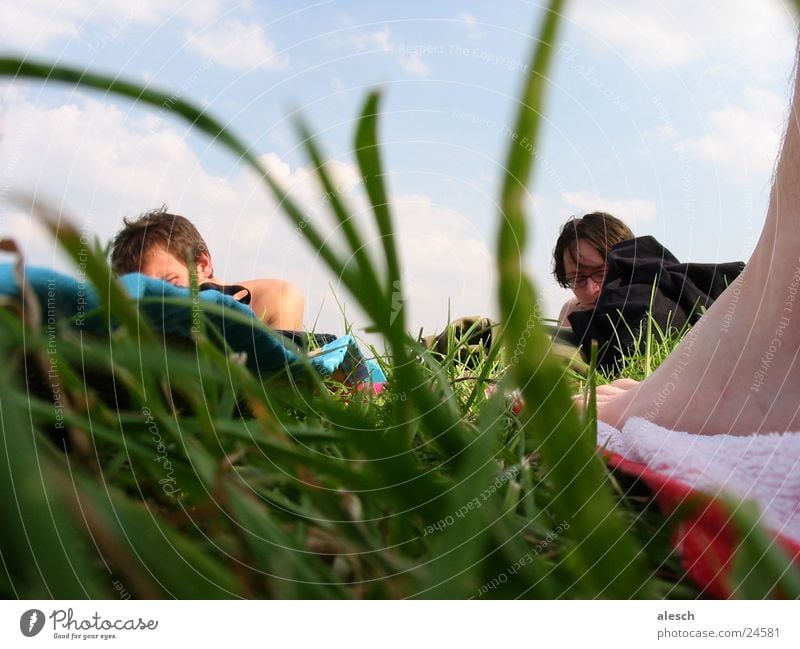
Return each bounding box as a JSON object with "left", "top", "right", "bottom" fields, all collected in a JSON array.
[
  {"left": 560, "top": 191, "right": 658, "bottom": 229},
  {"left": 259, "top": 152, "right": 294, "bottom": 188},
  {"left": 0, "top": 0, "right": 222, "bottom": 51},
  {"left": 574, "top": 2, "right": 696, "bottom": 67},
  {"left": 572, "top": 0, "right": 794, "bottom": 79},
  {"left": 458, "top": 12, "right": 482, "bottom": 40},
  {"left": 185, "top": 18, "right": 288, "bottom": 71},
  {"left": 0, "top": 94, "right": 493, "bottom": 337},
  {"left": 645, "top": 124, "right": 679, "bottom": 142},
  {"left": 349, "top": 28, "right": 433, "bottom": 78},
  {"left": 0, "top": 1, "right": 79, "bottom": 51},
  {"left": 398, "top": 52, "right": 433, "bottom": 78},
  {"left": 680, "top": 86, "right": 785, "bottom": 180},
  {"left": 390, "top": 194, "right": 495, "bottom": 330},
  {"left": 350, "top": 29, "right": 394, "bottom": 53},
  {"left": 249, "top": 160, "right": 493, "bottom": 330}
]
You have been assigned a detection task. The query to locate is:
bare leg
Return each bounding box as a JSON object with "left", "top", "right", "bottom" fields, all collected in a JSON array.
[{"left": 599, "top": 48, "right": 800, "bottom": 436}]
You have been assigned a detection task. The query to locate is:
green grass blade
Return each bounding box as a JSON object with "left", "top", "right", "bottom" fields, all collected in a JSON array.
[
  {"left": 0, "top": 381, "right": 107, "bottom": 597},
  {"left": 354, "top": 92, "right": 403, "bottom": 325},
  {"left": 293, "top": 115, "right": 385, "bottom": 304},
  {"left": 495, "top": 0, "right": 654, "bottom": 597},
  {"left": 727, "top": 500, "right": 800, "bottom": 598}
]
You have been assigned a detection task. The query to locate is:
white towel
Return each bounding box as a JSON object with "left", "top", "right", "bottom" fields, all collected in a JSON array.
[{"left": 597, "top": 418, "right": 800, "bottom": 545}]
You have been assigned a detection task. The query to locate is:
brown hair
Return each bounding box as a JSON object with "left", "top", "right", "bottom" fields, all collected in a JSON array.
[
  {"left": 110, "top": 206, "right": 211, "bottom": 275},
  {"left": 552, "top": 212, "right": 633, "bottom": 287}
]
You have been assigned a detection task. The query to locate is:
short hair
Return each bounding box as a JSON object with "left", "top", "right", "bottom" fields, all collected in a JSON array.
[
  {"left": 110, "top": 207, "right": 210, "bottom": 275},
  {"left": 552, "top": 212, "right": 634, "bottom": 288}
]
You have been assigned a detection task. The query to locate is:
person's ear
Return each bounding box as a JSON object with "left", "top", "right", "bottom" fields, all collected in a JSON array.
[{"left": 195, "top": 250, "right": 214, "bottom": 281}]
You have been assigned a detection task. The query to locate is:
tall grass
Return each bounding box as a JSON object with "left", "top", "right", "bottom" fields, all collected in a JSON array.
[{"left": 0, "top": 0, "right": 796, "bottom": 599}]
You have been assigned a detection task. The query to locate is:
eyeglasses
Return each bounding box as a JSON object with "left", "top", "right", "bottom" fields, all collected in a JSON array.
[{"left": 567, "top": 268, "right": 606, "bottom": 289}]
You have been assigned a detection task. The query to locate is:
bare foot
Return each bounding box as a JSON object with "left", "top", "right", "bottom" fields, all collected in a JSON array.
[
  {"left": 598, "top": 258, "right": 800, "bottom": 436},
  {"left": 573, "top": 378, "right": 639, "bottom": 412}
]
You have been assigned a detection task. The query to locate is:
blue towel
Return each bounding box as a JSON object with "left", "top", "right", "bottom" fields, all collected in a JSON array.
[
  {"left": 0, "top": 264, "right": 386, "bottom": 383},
  {"left": 310, "top": 335, "right": 387, "bottom": 384},
  {"left": 0, "top": 264, "right": 99, "bottom": 321},
  {"left": 118, "top": 272, "right": 295, "bottom": 374}
]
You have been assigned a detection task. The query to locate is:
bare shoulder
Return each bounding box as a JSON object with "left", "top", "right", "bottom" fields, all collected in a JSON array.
[
  {"left": 238, "top": 278, "right": 305, "bottom": 330},
  {"left": 238, "top": 278, "right": 300, "bottom": 297}
]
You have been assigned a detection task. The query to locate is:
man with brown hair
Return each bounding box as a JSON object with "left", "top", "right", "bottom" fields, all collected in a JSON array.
[
  {"left": 110, "top": 207, "right": 305, "bottom": 330},
  {"left": 552, "top": 211, "right": 634, "bottom": 325}
]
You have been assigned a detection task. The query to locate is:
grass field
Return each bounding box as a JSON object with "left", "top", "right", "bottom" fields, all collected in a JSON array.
[{"left": 0, "top": 0, "right": 798, "bottom": 599}]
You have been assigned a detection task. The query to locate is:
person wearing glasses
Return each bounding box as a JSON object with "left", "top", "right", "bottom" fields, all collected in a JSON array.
[
  {"left": 552, "top": 212, "right": 744, "bottom": 373},
  {"left": 553, "top": 212, "right": 633, "bottom": 326}
]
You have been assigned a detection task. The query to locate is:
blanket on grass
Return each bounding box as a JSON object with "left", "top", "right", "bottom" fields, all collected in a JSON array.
[
  {"left": 598, "top": 418, "right": 800, "bottom": 597},
  {"left": 0, "top": 263, "right": 385, "bottom": 385}
]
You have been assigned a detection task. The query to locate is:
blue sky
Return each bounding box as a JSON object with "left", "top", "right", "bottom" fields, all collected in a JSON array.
[{"left": 1, "top": 0, "right": 797, "bottom": 339}]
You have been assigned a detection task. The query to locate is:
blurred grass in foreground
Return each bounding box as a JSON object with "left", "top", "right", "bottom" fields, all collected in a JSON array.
[{"left": 0, "top": 0, "right": 796, "bottom": 598}]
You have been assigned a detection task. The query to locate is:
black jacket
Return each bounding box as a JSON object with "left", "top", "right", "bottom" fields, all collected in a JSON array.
[{"left": 567, "top": 236, "right": 745, "bottom": 373}]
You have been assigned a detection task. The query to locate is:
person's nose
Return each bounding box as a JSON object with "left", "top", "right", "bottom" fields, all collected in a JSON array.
[{"left": 586, "top": 276, "right": 603, "bottom": 299}]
